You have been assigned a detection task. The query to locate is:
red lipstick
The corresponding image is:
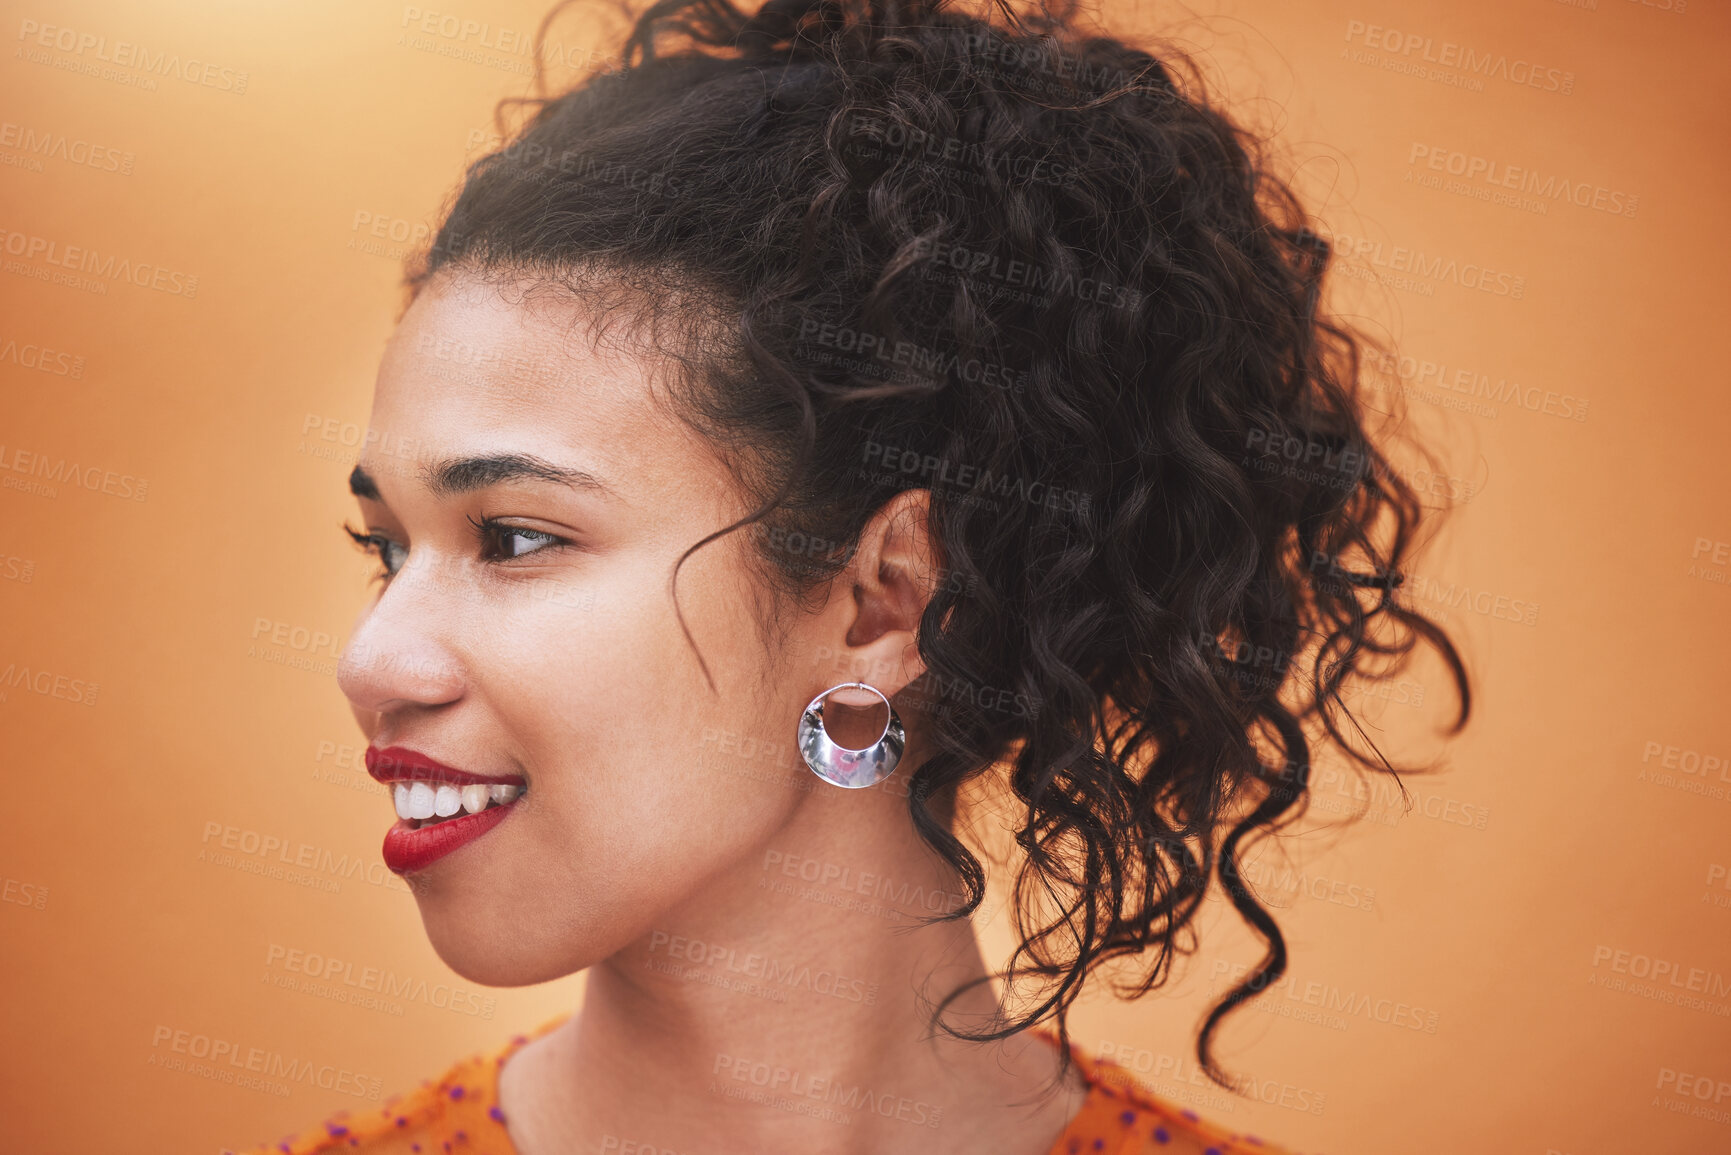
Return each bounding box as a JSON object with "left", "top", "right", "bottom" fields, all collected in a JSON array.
[
  {"left": 367, "top": 746, "right": 526, "bottom": 874},
  {"left": 365, "top": 745, "right": 524, "bottom": 788}
]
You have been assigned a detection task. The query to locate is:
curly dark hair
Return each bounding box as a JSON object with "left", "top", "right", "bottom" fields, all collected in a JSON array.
[{"left": 403, "top": 0, "right": 1472, "bottom": 1091}]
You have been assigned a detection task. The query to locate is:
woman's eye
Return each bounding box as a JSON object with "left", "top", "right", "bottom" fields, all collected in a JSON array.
[
  {"left": 345, "top": 525, "right": 408, "bottom": 580},
  {"left": 378, "top": 539, "right": 408, "bottom": 574},
  {"left": 477, "top": 520, "right": 564, "bottom": 561}
]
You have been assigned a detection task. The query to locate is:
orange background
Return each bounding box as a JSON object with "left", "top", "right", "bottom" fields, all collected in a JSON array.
[{"left": 3, "top": 1, "right": 1728, "bottom": 1153}]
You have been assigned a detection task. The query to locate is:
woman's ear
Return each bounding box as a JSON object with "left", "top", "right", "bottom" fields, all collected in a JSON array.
[{"left": 823, "top": 487, "right": 939, "bottom": 698}]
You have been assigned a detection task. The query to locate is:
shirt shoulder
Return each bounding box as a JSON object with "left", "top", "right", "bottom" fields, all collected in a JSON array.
[
  {"left": 1047, "top": 1036, "right": 1306, "bottom": 1155},
  {"left": 227, "top": 1018, "right": 566, "bottom": 1155}
]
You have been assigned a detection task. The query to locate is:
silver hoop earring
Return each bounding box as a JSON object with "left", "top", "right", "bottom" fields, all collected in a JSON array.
[{"left": 796, "top": 681, "right": 905, "bottom": 789}]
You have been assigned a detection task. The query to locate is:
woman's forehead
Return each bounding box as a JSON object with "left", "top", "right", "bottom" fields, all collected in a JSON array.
[
  {"left": 361, "top": 274, "right": 734, "bottom": 514},
  {"left": 378, "top": 276, "right": 659, "bottom": 425}
]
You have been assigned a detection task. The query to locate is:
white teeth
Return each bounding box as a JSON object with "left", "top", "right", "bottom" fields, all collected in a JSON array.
[
  {"left": 406, "top": 782, "right": 436, "bottom": 820},
  {"left": 394, "top": 779, "right": 524, "bottom": 827},
  {"left": 433, "top": 785, "right": 461, "bottom": 817}
]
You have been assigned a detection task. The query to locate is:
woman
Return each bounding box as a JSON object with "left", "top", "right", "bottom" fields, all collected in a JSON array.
[{"left": 244, "top": 0, "right": 1468, "bottom": 1150}]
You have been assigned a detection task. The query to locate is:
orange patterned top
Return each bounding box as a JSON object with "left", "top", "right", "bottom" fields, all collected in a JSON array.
[{"left": 233, "top": 1015, "right": 1301, "bottom": 1155}]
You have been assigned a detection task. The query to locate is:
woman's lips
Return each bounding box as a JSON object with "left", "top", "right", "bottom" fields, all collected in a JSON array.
[
  {"left": 365, "top": 745, "right": 526, "bottom": 788},
  {"left": 366, "top": 745, "right": 526, "bottom": 874},
  {"left": 381, "top": 805, "right": 517, "bottom": 874}
]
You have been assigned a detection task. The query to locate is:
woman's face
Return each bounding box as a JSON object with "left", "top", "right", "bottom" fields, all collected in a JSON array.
[{"left": 336, "top": 270, "right": 908, "bottom": 985}]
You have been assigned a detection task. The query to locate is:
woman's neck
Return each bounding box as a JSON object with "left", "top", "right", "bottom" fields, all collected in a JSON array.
[{"left": 497, "top": 768, "right": 1091, "bottom": 1155}]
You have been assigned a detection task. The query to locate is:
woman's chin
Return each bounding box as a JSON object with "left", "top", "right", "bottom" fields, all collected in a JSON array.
[{"left": 416, "top": 902, "right": 595, "bottom": 988}]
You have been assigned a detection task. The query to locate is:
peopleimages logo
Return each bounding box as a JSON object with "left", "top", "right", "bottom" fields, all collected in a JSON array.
[
  {"left": 1407, "top": 143, "right": 1638, "bottom": 218},
  {"left": 711, "top": 1052, "right": 944, "bottom": 1128},
  {"left": 0, "top": 660, "right": 99, "bottom": 706},
  {"left": 908, "top": 236, "right": 1144, "bottom": 312},
  {"left": 796, "top": 318, "right": 1029, "bottom": 393},
  {"left": 0, "top": 334, "right": 84, "bottom": 377},
  {"left": 264, "top": 944, "right": 498, "bottom": 1018},
  {"left": 1316, "top": 227, "right": 1525, "bottom": 299},
  {"left": 1343, "top": 20, "right": 1575, "bottom": 95},
  {"left": 1367, "top": 349, "right": 1590, "bottom": 423},
  {"left": 147, "top": 1025, "right": 382, "bottom": 1098},
  {"left": 0, "top": 120, "right": 134, "bottom": 175},
  {"left": 0, "top": 226, "right": 198, "bottom": 297},
  {"left": 861, "top": 439, "right": 1090, "bottom": 517},
  {"left": 646, "top": 931, "right": 880, "bottom": 1006},
  {"left": 1207, "top": 961, "right": 1440, "bottom": 1036},
  {"left": 16, "top": 18, "right": 250, "bottom": 93},
  {"left": 1590, "top": 945, "right": 1731, "bottom": 999},
  {"left": 0, "top": 443, "right": 149, "bottom": 501}
]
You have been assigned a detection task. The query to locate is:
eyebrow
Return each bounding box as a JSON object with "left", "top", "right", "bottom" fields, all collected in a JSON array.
[
  {"left": 348, "top": 464, "right": 382, "bottom": 501},
  {"left": 347, "top": 454, "right": 613, "bottom": 502}
]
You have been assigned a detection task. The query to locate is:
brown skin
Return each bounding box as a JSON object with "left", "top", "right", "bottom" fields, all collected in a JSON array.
[{"left": 336, "top": 268, "right": 1100, "bottom": 1155}]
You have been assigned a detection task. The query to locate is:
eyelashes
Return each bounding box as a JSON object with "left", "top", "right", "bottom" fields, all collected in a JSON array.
[
  {"left": 342, "top": 518, "right": 569, "bottom": 583},
  {"left": 464, "top": 513, "right": 566, "bottom": 562},
  {"left": 344, "top": 522, "right": 408, "bottom": 582}
]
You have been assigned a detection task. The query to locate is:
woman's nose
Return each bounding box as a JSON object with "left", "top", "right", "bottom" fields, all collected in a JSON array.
[{"left": 336, "top": 561, "right": 467, "bottom": 716}]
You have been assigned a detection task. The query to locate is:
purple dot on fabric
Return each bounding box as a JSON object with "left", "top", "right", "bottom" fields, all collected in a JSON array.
[
  {"left": 456, "top": 1132, "right": 467, "bottom": 1142},
  {"left": 1181, "top": 1110, "right": 1199, "bottom": 1121},
  {"left": 1092, "top": 1141, "right": 1104, "bottom": 1152},
  {"left": 349, "top": 1141, "right": 359, "bottom": 1148},
  {"left": 448, "top": 1085, "right": 466, "bottom": 1100},
  {"left": 396, "top": 1117, "right": 409, "bottom": 1128},
  {"left": 1153, "top": 1127, "right": 1171, "bottom": 1144},
  {"left": 326, "top": 1124, "right": 349, "bottom": 1137},
  {"left": 1206, "top": 1148, "right": 1223, "bottom": 1155},
  {"left": 1120, "top": 1109, "right": 1137, "bottom": 1125},
  {"left": 489, "top": 1105, "right": 507, "bottom": 1124},
  {"left": 1068, "top": 1141, "right": 1081, "bottom": 1154}
]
